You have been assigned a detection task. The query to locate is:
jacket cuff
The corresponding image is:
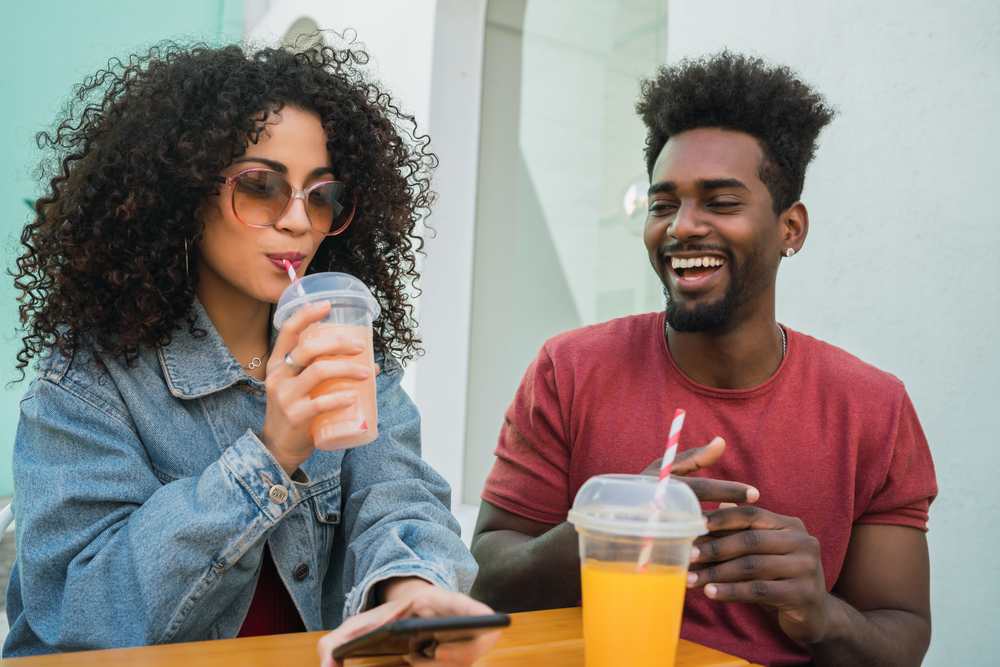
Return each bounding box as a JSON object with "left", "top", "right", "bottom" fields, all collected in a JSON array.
[
  {"left": 218, "top": 429, "right": 306, "bottom": 522},
  {"left": 343, "top": 560, "right": 458, "bottom": 618}
]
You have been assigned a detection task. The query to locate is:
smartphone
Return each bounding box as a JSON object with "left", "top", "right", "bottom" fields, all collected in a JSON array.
[{"left": 330, "top": 613, "right": 511, "bottom": 659}]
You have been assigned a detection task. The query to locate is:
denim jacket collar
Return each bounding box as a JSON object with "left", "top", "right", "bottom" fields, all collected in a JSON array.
[{"left": 157, "top": 298, "right": 263, "bottom": 399}]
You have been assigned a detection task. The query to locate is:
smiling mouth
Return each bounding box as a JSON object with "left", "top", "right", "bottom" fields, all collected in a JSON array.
[{"left": 670, "top": 255, "right": 726, "bottom": 281}]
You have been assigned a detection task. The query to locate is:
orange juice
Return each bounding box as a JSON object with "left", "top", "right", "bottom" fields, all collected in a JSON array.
[
  {"left": 302, "top": 322, "right": 378, "bottom": 449},
  {"left": 580, "top": 559, "right": 687, "bottom": 667}
]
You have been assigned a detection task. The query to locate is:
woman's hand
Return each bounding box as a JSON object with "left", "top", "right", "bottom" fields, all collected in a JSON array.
[
  {"left": 317, "top": 579, "right": 502, "bottom": 667},
  {"left": 260, "top": 301, "right": 372, "bottom": 475}
]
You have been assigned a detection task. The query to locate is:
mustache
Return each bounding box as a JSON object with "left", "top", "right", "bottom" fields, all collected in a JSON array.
[{"left": 657, "top": 243, "right": 733, "bottom": 262}]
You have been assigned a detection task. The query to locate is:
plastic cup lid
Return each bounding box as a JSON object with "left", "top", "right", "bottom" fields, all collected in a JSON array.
[
  {"left": 273, "top": 272, "right": 381, "bottom": 330},
  {"left": 567, "top": 474, "right": 707, "bottom": 538}
]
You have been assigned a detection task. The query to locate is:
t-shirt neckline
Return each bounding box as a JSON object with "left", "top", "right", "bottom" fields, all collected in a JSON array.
[{"left": 656, "top": 311, "right": 790, "bottom": 400}]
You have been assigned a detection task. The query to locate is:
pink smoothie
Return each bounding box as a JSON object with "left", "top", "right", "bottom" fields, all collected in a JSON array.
[{"left": 302, "top": 322, "right": 378, "bottom": 449}]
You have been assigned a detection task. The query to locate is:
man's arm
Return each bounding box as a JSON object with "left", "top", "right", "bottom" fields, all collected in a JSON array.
[
  {"left": 470, "top": 438, "right": 757, "bottom": 612},
  {"left": 468, "top": 502, "right": 580, "bottom": 612},
  {"left": 816, "top": 523, "right": 930, "bottom": 665},
  {"left": 688, "top": 509, "right": 930, "bottom": 667}
]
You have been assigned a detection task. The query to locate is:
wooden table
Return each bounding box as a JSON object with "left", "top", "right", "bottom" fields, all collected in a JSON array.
[{"left": 0, "top": 608, "right": 763, "bottom": 666}]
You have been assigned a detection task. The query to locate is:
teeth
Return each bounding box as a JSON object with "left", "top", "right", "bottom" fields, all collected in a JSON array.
[{"left": 670, "top": 256, "right": 724, "bottom": 269}]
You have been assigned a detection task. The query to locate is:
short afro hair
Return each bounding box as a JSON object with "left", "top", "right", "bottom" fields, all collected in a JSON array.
[{"left": 636, "top": 50, "right": 835, "bottom": 213}]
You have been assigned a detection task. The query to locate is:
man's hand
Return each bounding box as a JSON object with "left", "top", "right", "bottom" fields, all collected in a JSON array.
[
  {"left": 642, "top": 437, "right": 760, "bottom": 505},
  {"left": 687, "top": 504, "right": 830, "bottom": 644},
  {"left": 687, "top": 510, "right": 932, "bottom": 666}
]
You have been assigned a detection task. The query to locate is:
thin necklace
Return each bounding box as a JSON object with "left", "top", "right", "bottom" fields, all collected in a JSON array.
[
  {"left": 664, "top": 321, "right": 787, "bottom": 359},
  {"left": 246, "top": 349, "right": 268, "bottom": 370}
]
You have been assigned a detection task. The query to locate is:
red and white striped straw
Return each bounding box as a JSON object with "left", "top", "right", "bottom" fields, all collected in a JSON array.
[
  {"left": 637, "top": 408, "right": 686, "bottom": 569},
  {"left": 282, "top": 260, "right": 298, "bottom": 282}
]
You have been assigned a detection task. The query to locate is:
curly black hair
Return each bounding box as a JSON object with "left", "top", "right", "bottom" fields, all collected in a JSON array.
[
  {"left": 636, "top": 50, "right": 836, "bottom": 213},
  {"left": 13, "top": 40, "right": 435, "bottom": 379}
]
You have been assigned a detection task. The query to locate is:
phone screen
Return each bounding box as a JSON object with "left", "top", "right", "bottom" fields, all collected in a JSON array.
[{"left": 331, "top": 613, "right": 511, "bottom": 659}]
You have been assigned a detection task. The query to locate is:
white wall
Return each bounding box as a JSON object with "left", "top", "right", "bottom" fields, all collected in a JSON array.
[
  {"left": 248, "top": 0, "right": 437, "bottom": 124},
  {"left": 665, "top": 1, "right": 999, "bottom": 664},
  {"left": 245, "top": 1, "right": 487, "bottom": 525}
]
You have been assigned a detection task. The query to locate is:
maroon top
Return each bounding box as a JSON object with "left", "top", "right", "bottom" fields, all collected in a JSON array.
[{"left": 237, "top": 543, "right": 306, "bottom": 637}]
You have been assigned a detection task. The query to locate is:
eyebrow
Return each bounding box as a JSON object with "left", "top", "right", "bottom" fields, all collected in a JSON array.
[
  {"left": 233, "top": 157, "right": 334, "bottom": 179},
  {"left": 648, "top": 178, "right": 750, "bottom": 195}
]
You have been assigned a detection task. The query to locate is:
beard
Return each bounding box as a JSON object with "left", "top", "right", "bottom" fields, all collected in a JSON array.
[{"left": 663, "top": 245, "right": 770, "bottom": 333}]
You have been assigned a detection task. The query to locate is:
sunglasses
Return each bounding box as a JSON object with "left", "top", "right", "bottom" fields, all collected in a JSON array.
[{"left": 219, "top": 168, "right": 357, "bottom": 236}]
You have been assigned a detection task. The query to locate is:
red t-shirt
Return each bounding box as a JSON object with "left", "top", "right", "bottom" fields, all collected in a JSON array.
[{"left": 481, "top": 312, "right": 937, "bottom": 667}]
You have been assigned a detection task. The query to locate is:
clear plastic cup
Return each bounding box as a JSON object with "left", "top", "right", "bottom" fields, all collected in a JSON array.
[
  {"left": 567, "top": 474, "right": 707, "bottom": 667},
  {"left": 273, "top": 272, "right": 381, "bottom": 450}
]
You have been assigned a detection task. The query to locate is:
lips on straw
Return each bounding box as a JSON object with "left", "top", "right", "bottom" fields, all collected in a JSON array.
[
  {"left": 637, "top": 408, "right": 686, "bottom": 569},
  {"left": 282, "top": 260, "right": 298, "bottom": 282}
]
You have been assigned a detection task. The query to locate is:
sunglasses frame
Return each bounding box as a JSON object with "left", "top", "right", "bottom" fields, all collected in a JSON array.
[{"left": 219, "top": 167, "right": 356, "bottom": 236}]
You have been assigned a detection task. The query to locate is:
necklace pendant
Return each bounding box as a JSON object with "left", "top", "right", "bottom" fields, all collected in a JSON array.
[{"left": 247, "top": 357, "right": 262, "bottom": 370}]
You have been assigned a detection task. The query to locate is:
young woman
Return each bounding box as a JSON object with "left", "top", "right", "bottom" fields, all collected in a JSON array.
[{"left": 5, "top": 42, "right": 498, "bottom": 664}]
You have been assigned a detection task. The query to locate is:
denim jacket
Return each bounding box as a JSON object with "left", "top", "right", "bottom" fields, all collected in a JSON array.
[{"left": 4, "top": 301, "right": 477, "bottom": 656}]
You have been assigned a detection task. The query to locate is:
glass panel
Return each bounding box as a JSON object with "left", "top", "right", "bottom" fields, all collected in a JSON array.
[{"left": 464, "top": 0, "right": 668, "bottom": 504}]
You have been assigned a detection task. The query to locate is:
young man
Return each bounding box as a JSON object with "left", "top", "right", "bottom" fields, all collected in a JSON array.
[{"left": 469, "top": 52, "right": 937, "bottom": 667}]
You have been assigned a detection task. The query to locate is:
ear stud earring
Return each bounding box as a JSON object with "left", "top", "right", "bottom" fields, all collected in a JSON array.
[{"left": 784, "top": 248, "right": 795, "bottom": 257}]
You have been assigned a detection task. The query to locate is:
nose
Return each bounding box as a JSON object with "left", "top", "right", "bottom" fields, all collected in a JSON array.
[
  {"left": 273, "top": 192, "right": 312, "bottom": 235},
  {"left": 667, "top": 200, "right": 707, "bottom": 242}
]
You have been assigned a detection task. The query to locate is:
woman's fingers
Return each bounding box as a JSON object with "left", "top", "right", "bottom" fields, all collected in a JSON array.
[
  {"left": 407, "top": 586, "right": 497, "bottom": 618},
  {"left": 276, "top": 389, "right": 359, "bottom": 429},
  {"left": 402, "top": 590, "right": 501, "bottom": 666},
  {"left": 284, "top": 334, "right": 366, "bottom": 372},
  {"left": 404, "top": 630, "right": 503, "bottom": 666},
  {"left": 275, "top": 358, "right": 371, "bottom": 403},
  {"left": 271, "top": 301, "right": 331, "bottom": 361},
  {"left": 318, "top": 583, "right": 502, "bottom": 667},
  {"left": 317, "top": 599, "right": 414, "bottom": 667}
]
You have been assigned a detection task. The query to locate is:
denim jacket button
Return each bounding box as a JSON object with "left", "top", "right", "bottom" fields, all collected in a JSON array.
[
  {"left": 293, "top": 563, "right": 310, "bottom": 581},
  {"left": 268, "top": 485, "right": 288, "bottom": 504}
]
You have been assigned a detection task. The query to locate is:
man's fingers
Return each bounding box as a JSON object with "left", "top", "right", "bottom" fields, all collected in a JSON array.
[
  {"left": 676, "top": 475, "right": 758, "bottom": 504},
  {"left": 672, "top": 437, "right": 726, "bottom": 476},
  {"left": 688, "top": 548, "right": 817, "bottom": 587},
  {"left": 704, "top": 505, "right": 800, "bottom": 533},
  {"left": 693, "top": 529, "right": 804, "bottom": 564},
  {"left": 704, "top": 579, "right": 798, "bottom": 606}
]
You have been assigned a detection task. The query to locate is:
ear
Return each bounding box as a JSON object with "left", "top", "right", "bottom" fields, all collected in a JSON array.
[{"left": 780, "top": 201, "right": 808, "bottom": 256}]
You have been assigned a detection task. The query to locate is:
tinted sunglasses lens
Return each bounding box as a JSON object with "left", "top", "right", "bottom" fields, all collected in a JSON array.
[
  {"left": 232, "top": 171, "right": 291, "bottom": 227},
  {"left": 309, "top": 182, "right": 356, "bottom": 234}
]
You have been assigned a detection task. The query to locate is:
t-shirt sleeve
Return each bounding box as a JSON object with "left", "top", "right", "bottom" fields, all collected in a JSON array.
[
  {"left": 480, "top": 344, "right": 573, "bottom": 524},
  {"left": 856, "top": 391, "right": 938, "bottom": 532}
]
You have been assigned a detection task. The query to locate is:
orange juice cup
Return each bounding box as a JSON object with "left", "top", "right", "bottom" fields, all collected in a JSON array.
[
  {"left": 274, "top": 272, "right": 381, "bottom": 450},
  {"left": 568, "top": 474, "right": 706, "bottom": 667}
]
